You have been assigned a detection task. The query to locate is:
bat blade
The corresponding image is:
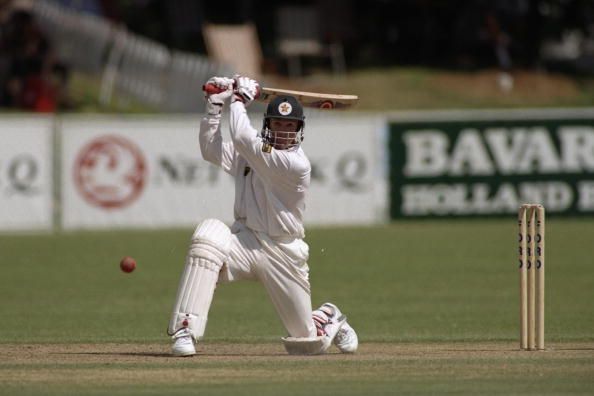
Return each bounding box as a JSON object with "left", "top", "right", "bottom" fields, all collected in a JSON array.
[
  {"left": 259, "top": 87, "right": 358, "bottom": 109},
  {"left": 202, "top": 83, "right": 358, "bottom": 110}
]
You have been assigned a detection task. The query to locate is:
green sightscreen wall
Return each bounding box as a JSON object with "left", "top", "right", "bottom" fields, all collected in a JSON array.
[{"left": 389, "top": 118, "right": 594, "bottom": 218}]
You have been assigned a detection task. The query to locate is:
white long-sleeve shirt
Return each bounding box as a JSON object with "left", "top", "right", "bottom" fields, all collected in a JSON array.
[{"left": 199, "top": 101, "right": 310, "bottom": 239}]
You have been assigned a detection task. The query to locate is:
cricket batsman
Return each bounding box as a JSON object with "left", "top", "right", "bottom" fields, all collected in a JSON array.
[{"left": 166, "top": 75, "right": 358, "bottom": 356}]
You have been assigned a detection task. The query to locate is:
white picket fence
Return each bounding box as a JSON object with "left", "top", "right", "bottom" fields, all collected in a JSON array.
[{"left": 32, "top": 0, "right": 231, "bottom": 112}]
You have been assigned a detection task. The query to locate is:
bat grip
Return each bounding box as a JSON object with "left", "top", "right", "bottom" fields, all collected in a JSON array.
[
  {"left": 202, "top": 83, "right": 227, "bottom": 94},
  {"left": 202, "top": 81, "right": 261, "bottom": 99}
]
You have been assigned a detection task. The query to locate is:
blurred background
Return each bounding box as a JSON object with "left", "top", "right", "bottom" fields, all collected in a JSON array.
[
  {"left": 1, "top": 0, "right": 593, "bottom": 232},
  {"left": 1, "top": 0, "right": 594, "bottom": 113},
  {"left": 1, "top": 5, "right": 593, "bottom": 394}
]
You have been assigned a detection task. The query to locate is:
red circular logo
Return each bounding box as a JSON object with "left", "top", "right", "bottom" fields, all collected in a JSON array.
[{"left": 74, "top": 135, "right": 146, "bottom": 209}]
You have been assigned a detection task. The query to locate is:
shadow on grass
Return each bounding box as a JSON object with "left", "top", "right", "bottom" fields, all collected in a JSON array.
[{"left": 52, "top": 351, "right": 294, "bottom": 358}]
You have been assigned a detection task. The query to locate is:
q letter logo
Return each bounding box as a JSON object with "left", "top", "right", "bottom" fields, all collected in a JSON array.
[{"left": 74, "top": 135, "right": 146, "bottom": 209}]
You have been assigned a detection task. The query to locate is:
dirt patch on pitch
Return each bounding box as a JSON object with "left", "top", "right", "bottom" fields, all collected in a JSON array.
[
  {"left": 2, "top": 341, "right": 594, "bottom": 365},
  {"left": 1, "top": 342, "right": 593, "bottom": 386}
]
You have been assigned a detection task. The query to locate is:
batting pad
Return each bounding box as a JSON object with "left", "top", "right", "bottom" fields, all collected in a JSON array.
[
  {"left": 282, "top": 336, "right": 332, "bottom": 355},
  {"left": 168, "top": 219, "right": 231, "bottom": 340}
]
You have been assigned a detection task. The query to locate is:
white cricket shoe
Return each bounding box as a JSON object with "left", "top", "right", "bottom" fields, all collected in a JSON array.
[
  {"left": 171, "top": 328, "right": 196, "bottom": 357},
  {"left": 334, "top": 321, "right": 358, "bottom": 353}
]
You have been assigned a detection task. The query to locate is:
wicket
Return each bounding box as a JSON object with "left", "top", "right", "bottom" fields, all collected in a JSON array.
[{"left": 518, "top": 204, "right": 545, "bottom": 351}]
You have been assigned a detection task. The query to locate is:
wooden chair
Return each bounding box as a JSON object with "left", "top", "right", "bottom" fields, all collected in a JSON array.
[
  {"left": 202, "top": 23, "right": 263, "bottom": 78},
  {"left": 275, "top": 5, "right": 346, "bottom": 77}
]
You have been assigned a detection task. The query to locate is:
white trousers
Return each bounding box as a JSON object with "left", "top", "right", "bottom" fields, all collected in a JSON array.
[{"left": 218, "top": 221, "right": 316, "bottom": 338}]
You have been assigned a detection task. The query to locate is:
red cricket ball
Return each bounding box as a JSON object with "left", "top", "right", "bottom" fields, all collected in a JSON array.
[{"left": 120, "top": 256, "right": 136, "bottom": 273}]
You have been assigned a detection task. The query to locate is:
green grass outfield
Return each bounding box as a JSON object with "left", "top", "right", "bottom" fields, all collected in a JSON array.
[{"left": 1, "top": 220, "right": 593, "bottom": 395}]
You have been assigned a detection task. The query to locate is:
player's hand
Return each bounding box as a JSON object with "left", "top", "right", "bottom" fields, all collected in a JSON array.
[
  {"left": 204, "top": 76, "right": 234, "bottom": 115},
  {"left": 233, "top": 75, "right": 260, "bottom": 106}
]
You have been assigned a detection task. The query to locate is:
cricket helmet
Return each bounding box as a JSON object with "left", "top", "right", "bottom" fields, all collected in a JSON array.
[{"left": 261, "top": 95, "right": 305, "bottom": 150}]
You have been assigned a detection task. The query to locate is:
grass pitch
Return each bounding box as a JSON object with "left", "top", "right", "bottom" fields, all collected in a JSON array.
[{"left": 1, "top": 220, "right": 593, "bottom": 395}]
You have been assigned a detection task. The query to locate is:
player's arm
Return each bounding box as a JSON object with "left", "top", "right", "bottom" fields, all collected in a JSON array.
[
  {"left": 199, "top": 115, "right": 237, "bottom": 174},
  {"left": 229, "top": 101, "right": 310, "bottom": 191},
  {"left": 229, "top": 100, "right": 296, "bottom": 175},
  {"left": 229, "top": 75, "right": 307, "bottom": 177},
  {"left": 199, "top": 77, "right": 237, "bottom": 175}
]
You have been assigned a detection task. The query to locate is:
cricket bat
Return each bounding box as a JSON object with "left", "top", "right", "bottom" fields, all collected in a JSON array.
[{"left": 203, "top": 83, "right": 358, "bottom": 109}]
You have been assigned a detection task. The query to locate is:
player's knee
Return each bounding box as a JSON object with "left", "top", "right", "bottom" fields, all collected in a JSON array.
[{"left": 189, "top": 218, "right": 231, "bottom": 266}]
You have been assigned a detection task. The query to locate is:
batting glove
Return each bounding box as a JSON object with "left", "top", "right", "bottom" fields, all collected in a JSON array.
[
  {"left": 204, "top": 76, "right": 234, "bottom": 115},
  {"left": 233, "top": 75, "right": 260, "bottom": 106}
]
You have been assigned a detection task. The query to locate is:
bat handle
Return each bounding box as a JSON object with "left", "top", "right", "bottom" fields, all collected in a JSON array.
[
  {"left": 203, "top": 81, "right": 261, "bottom": 100},
  {"left": 202, "top": 83, "right": 227, "bottom": 95}
]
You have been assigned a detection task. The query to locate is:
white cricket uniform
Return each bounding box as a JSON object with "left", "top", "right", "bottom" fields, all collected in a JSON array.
[{"left": 199, "top": 101, "right": 316, "bottom": 338}]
